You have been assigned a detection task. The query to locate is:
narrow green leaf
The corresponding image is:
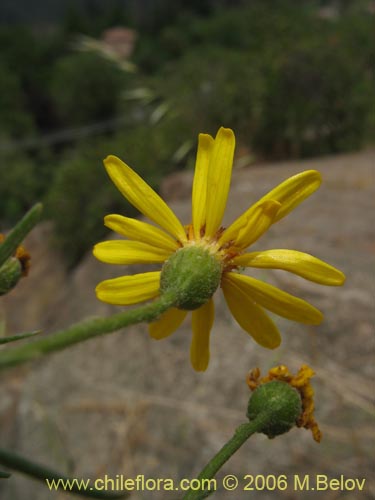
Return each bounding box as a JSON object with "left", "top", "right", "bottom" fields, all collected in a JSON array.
[
  {"left": 0, "top": 203, "right": 43, "bottom": 268},
  {"left": 0, "top": 331, "right": 41, "bottom": 345}
]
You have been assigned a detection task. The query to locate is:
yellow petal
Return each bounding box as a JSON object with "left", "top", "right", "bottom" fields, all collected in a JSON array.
[
  {"left": 258, "top": 170, "right": 322, "bottom": 222},
  {"left": 232, "top": 249, "right": 346, "bottom": 286},
  {"left": 204, "top": 128, "right": 236, "bottom": 237},
  {"left": 225, "top": 272, "right": 323, "bottom": 325},
  {"left": 219, "top": 200, "right": 281, "bottom": 248},
  {"left": 96, "top": 271, "right": 160, "bottom": 305},
  {"left": 93, "top": 240, "right": 171, "bottom": 265},
  {"left": 149, "top": 307, "right": 187, "bottom": 340},
  {"left": 190, "top": 299, "right": 214, "bottom": 371},
  {"left": 192, "top": 134, "right": 214, "bottom": 239},
  {"left": 221, "top": 170, "right": 321, "bottom": 244},
  {"left": 104, "top": 155, "right": 187, "bottom": 242},
  {"left": 222, "top": 276, "right": 281, "bottom": 349},
  {"left": 104, "top": 214, "right": 179, "bottom": 252}
]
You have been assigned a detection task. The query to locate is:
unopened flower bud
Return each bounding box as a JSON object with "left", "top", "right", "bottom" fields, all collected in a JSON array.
[
  {"left": 0, "top": 257, "right": 23, "bottom": 296},
  {"left": 0, "top": 234, "right": 30, "bottom": 296},
  {"left": 160, "top": 246, "right": 222, "bottom": 310}
]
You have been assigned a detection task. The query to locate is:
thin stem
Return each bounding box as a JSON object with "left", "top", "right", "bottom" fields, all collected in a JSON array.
[
  {"left": 182, "top": 414, "right": 269, "bottom": 500},
  {"left": 0, "top": 203, "right": 43, "bottom": 267},
  {"left": 0, "top": 330, "right": 41, "bottom": 345},
  {"left": 0, "top": 292, "right": 176, "bottom": 371},
  {"left": 0, "top": 447, "right": 128, "bottom": 499}
]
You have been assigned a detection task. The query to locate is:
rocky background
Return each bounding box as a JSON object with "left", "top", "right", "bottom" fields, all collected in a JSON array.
[{"left": 1, "top": 150, "right": 374, "bottom": 499}]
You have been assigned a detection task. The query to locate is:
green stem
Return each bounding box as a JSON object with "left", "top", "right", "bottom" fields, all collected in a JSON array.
[
  {"left": 0, "top": 447, "right": 127, "bottom": 499},
  {"left": 0, "top": 292, "right": 176, "bottom": 371},
  {"left": 0, "top": 203, "right": 43, "bottom": 268},
  {"left": 182, "top": 414, "right": 269, "bottom": 500}
]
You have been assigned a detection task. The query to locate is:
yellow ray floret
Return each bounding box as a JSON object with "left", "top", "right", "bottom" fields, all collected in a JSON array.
[
  {"left": 93, "top": 240, "right": 172, "bottom": 265},
  {"left": 219, "top": 170, "right": 321, "bottom": 246},
  {"left": 222, "top": 276, "right": 281, "bottom": 349},
  {"left": 192, "top": 134, "right": 214, "bottom": 239},
  {"left": 104, "top": 214, "right": 179, "bottom": 252},
  {"left": 229, "top": 200, "right": 281, "bottom": 250},
  {"left": 262, "top": 170, "right": 322, "bottom": 222},
  {"left": 204, "top": 127, "right": 235, "bottom": 238},
  {"left": 149, "top": 307, "right": 187, "bottom": 340},
  {"left": 96, "top": 271, "right": 160, "bottom": 305},
  {"left": 232, "top": 249, "right": 345, "bottom": 286},
  {"left": 224, "top": 272, "right": 323, "bottom": 325},
  {"left": 190, "top": 299, "right": 215, "bottom": 372},
  {"left": 104, "top": 155, "right": 187, "bottom": 243}
]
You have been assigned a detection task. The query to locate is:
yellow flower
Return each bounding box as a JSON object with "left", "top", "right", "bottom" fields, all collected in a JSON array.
[{"left": 94, "top": 127, "right": 345, "bottom": 371}]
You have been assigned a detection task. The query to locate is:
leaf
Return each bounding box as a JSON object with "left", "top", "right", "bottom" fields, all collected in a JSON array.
[{"left": 0, "top": 331, "right": 41, "bottom": 345}]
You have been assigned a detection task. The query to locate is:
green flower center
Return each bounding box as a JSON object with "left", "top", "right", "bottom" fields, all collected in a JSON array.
[{"left": 160, "top": 245, "right": 223, "bottom": 310}]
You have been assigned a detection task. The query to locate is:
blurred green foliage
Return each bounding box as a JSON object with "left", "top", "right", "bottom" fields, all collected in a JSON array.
[
  {"left": 0, "top": 149, "right": 53, "bottom": 223},
  {"left": 252, "top": 41, "right": 373, "bottom": 157},
  {"left": 1, "top": 1, "right": 374, "bottom": 265},
  {"left": 0, "top": 153, "right": 39, "bottom": 221},
  {"left": 153, "top": 47, "right": 266, "bottom": 145},
  {"left": 0, "top": 62, "right": 35, "bottom": 138},
  {"left": 151, "top": 2, "right": 375, "bottom": 157},
  {"left": 50, "top": 52, "right": 128, "bottom": 126}
]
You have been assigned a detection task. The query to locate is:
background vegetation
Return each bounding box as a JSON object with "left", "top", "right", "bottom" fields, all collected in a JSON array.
[{"left": 1, "top": 0, "right": 374, "bottom": 266}]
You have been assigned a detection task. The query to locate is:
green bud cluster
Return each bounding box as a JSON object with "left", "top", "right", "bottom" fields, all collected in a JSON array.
[
  {"left": 160, "top": 245, "right": 222, "bottom": 310},
  {"left": 247, "top": 380, "right": 302, "bottom": 438},
  {"left": 0, "top": 258, "right": 23, "bottom": 296}
]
